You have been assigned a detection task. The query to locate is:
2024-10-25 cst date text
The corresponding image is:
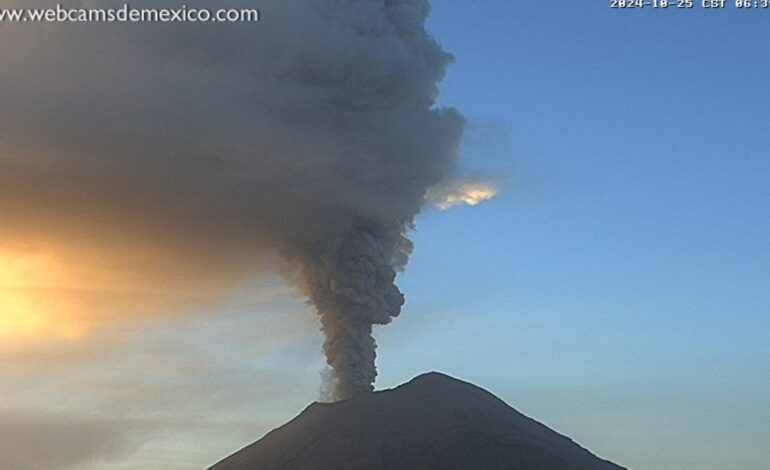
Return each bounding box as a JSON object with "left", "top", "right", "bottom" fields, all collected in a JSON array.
[{"left": 611, "top": 0, "right": 770, "bottom": 8}]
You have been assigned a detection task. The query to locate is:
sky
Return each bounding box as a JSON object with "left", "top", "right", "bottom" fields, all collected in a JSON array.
[{"left": 1, "top": 1, "right": 769, "bottom": 470}]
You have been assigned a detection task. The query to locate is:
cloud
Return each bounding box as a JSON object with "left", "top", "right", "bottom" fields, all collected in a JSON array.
[
  {"left": 0, "top": 0, "right": 462, "bottom": 355},
  {"left": 0, "top": 0, "right": 468, "bottom": 398},
  {"left": 0, "top": 411, "right": 139, "bottom": 470},
  {"left": 0, "top": 299, "right": 324, "bottom": 469},
  {"left": 0, "top": 243, "right": 279, "bottom": 344},
  {"left": 426, "top": 180, "right": 500, "bottom": 210}
]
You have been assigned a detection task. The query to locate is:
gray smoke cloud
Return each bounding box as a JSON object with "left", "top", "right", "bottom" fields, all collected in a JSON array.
[{"left": 0, "top": 0, "right": 463, "bottom": 399}]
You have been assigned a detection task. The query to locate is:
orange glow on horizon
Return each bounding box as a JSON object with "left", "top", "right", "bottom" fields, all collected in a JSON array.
[{"left": 0, "top": 248, "right": 86, "bottom": 344}]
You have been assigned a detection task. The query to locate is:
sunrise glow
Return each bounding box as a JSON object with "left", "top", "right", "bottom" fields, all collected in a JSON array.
[{"left": 0, "top": 249, "right": 85, "bottom": 343}]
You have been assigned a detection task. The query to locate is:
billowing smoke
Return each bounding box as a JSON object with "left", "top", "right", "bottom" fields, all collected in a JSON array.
[
  {"left": 0, "top": 0, "right": 463, "bottom": 399},
  {"left": 302, "top": 227, "right": 408, "bottom": 399}
]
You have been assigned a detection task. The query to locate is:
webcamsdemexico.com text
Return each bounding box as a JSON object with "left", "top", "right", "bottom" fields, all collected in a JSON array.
[{"left": 0, "top": 4, "right": 260, "bottom": 24}]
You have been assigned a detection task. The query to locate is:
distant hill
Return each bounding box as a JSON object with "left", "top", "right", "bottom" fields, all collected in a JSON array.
[{"left": 208, "top": 372, "right": 626, "bottom": 470}]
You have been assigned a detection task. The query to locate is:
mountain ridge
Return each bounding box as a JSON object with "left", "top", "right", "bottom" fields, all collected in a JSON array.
[{"left": 208, "top": 372, "right": 626, "bottom": 470}]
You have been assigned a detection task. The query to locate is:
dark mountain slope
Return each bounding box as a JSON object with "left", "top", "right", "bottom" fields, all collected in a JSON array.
[{"left": 209, "top": 372, "right": 626, "bottom": 470}]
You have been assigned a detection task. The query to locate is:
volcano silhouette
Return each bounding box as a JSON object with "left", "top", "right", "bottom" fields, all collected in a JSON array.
[{"left": 208, "top": 372, "right": 626, "bottom": 470}]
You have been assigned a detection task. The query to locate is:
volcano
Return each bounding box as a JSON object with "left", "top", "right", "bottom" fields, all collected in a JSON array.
[{"left": 208, "top": 372, "right": 626, "bottom": 470}]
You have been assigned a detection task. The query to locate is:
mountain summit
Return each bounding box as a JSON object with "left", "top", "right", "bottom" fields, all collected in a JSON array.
[{"left": 208, "top": 372, "right": 626, "bottom": 470}]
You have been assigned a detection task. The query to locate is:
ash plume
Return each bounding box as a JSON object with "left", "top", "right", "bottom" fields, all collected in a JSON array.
[{"left": 0, "top": 0, "right": 464, "bottom": 399}]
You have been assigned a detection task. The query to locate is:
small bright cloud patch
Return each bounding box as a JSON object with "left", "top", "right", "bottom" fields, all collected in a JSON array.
[{"left": 427, "top": 180, "right": 499, "bottom": 211}]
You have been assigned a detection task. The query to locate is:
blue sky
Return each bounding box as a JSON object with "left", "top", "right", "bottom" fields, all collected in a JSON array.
[{"left": 374, "top": 3, "right": 770, "bottom": 469}]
